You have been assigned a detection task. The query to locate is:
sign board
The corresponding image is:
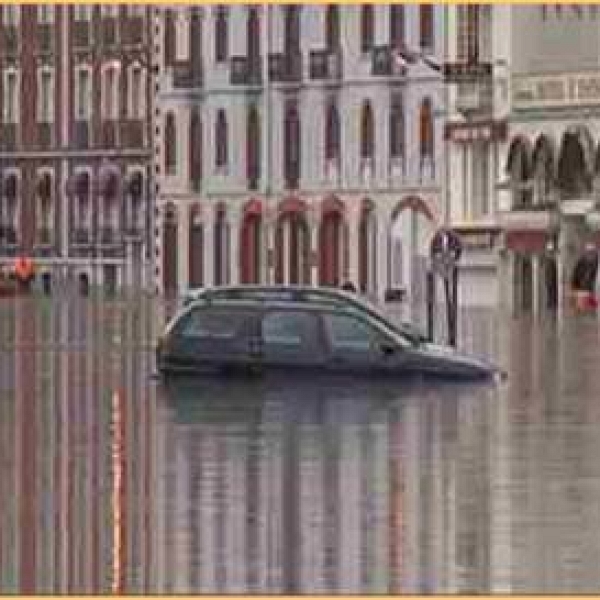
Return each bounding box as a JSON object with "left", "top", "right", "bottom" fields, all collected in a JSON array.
[
  {"left": 443, "top": 62, "right": 492, "bottom": 83},
  {"left": 444, "top": 119, "right": 508, "bottom": 143},
  {"left": 512, "top": 70, "right": 600, "bottom": 110}
]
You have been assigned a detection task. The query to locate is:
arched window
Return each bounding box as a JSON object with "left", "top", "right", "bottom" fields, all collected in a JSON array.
[
  {"left": 325, "top": 5, "right": 340, "bottom": 51},
  {"left": 360, "top": 5, "right": 374, "bottom": 53},
  {"left": 390, "top": 5, "right": 405, "bottom": 49},
  {"left": 284, "top": 5, "right": 301, "bottom": 55},
  {"left": 360, "top": 101, "right": 374, "bottom": 160},
  {"left": 189, "top": 109, "right": 202, "bottom": 190},
  {"left": 325, "top": 102, "right": 340, "bottom": 161},
  {"left": 165, "top": 112, "right": 176, "bottom": 175},
  {"left": 164, "top": 9, "right": 175, "bottom": 66},
  {"left": 419, "top": 5, "right": 434, "bottom": 50},
  {"left": 215, "top": 6, "right": 228, "bottom": 62},
  {"left": 389, "top": 93, "right": 404, "bottom": 158},
  {"left": 419, "top": 98, "right": 434, "bottom": 159},
  {"left": 284, "top": 100, "right": 301, "bottom": 189},
  {"left": 247, "top": 104, "right": 260, "bottom": 190},
  {"left": 215, "top": 109, "right": 228, "bottom": 169}
]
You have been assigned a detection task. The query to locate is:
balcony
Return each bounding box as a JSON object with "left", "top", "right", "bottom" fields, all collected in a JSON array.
[
  {"left": 170, "top": 61, "right": 203, "bottom": 89},
  {"left": 70, "top": 227, "right": 92, "bottom": 247},
  {"left": 1, "top": 26, "right": 19, "bottom": 56},
  {"left": 268, "top": 52, "right": 302, "bottom": 85},
  {"left": 0, "top": 124, "right": 17, "bottom": 151},
  {"left": 456, "top": 82, "right": 493, "bottom": 114},
  {"left": 38, "top": 24, "right": 54, "bottom": 54},
  {"left": 120, "top": 119, "right": 145, "bottom": 148},
  {"left": 309, "top": 49, "right": 342, "bottom": 82},
  {"left": 124, "top": 16, "right": 144, "bottom": 45},
  {"left": 371, "top": 46, "right": 407, "bottom": 78},
  {"left": 123, "top": 225, "right": 144, "bottom": 241},
  {"left": 73, "top": 120, "right": 90, "bottom": 149},
  {"left": 38, "top": 123, "right": 54, "bottom": 150},
  {"left": 72, "top": 21, "right": 91, "bottom": 48},
  {"left": 230, "top": 56, "right": 262, "bottom": 86},
  {"left": 99, "top": 226, "right": 120, "bottom": 246},
  {"left": 35, "top": 227, "right": 53, "bottom": 247},
  {"left": 101, "top": 17, "right": 117, "bottom": 47},
  {"left": 101, "top": 120, "right": 118, "bottom": 148}
]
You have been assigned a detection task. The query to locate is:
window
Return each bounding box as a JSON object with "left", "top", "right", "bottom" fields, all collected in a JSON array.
[
  {"left": 360, "top": 101, "right": 374, "bottom": 159},
  {"left": 73, "top": 5, "right": 92, "bottom": 21},
  {"left": 389, "top": 93, "right": 404, "bottom": 158},
  {"left": 262, "top": 310, "right": 317, "bottom": 347},
  {"left": 128, "top": 5, "right": 145, "bottom": 18},
  {"left": 360, "top": 5, "right": 374, "bottom": 53},
  {"left": 419, "top": 5, "right": 434, "bottom": 50},
  {"left": 323, "top": 312, "right": 379, "bottom": 351},
  {"left": 102, "top": 67, "right": 118, "bottom": 120},
  {"left": 179, "top": 308, "right": 249, "bottom": 340},
  {"left": 457, "top": 5, "right": 479, "bottom": 62},
  {"left": 284, "top": 5, "right": 301, "bottom": 55},
  {"left": 284, "top": 100, "right": 300, "bottom": 188},
  {"left": 389, "top": 5, "right": 405, "bottom": 49},
  {"left": 38, "top": 4, "right": 55, "bottom": 24},
  {"left": 325, "top": 5, "right": 340, "bottom": 51},
  {"left": 164, "top": 9, "right": 176, "bottom": 66},
  {"left": 165, "top": 112, "right": 177, "bottom": 175},
  {"left": 129, "top": 65, "right": 143, "bottom": 119},
  {"left": 190, "top": 109, "right": 202, "bottom": 188},
  {"left": 325, "top": 102, "right": 340, "bottom": 161},
  {"left": 419, "top": 97, "right": 434, "bottom": 158},
  {"left": 4, "top": 70, "right": 18, "bottom": 124},
  {"left": 2, "top": 5, "right": 20, "bottom": 26},
  {"left": 38, "top": 69, "right": 54, "bottom": 123},
  {"left": 75, "top": 68, "right": 91, "bottom": 120},
  {"left": 215, "top": 6, "right": 228, "bottom": 62},
  {"left": 100, "top": 5, "right": 118, "bottom": 18},
  {"left": 246, "top": 104, "right": 260, "bottom": 189},
  {"left": 215, "top": 109, "right": 228, "bottom": 169}
]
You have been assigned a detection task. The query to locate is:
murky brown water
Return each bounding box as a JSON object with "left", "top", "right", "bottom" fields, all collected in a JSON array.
[{"left": 1, "top": 296, "right": 600, "bottom": 593}]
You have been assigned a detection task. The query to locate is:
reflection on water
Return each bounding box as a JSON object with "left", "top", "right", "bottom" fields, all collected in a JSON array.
[{"left": 1, "top": 298, "right": 600, "bottom": 593}]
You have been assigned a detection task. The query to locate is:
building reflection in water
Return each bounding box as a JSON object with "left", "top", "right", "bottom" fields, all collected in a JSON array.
[{"left": 2, "top": 299, "right": 600, "bottom": 593}]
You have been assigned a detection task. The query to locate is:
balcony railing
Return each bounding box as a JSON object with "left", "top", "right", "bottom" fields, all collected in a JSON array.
[
  {"left": 120, "top": 119, "right": 145, "bottom": 148},
  {"left": 99, "top": 227, "right": 120, "bottom": 246},
  {"left": 36, "top": 227, "right": 53, "bottom": 247},
  {"left": 72, "top": 21, "right": 92, "bottom": 48},
  {"left": 230, "top": 56, "right": 262, "bottom": 86},
  {"left": 101, "top": 17, "right": 117, "bottom": 46},
  {"left": 456, "top": 82, "right": 493, "bottom": 114},
  {"left": 73, "top": 120, "right": 90, "bottom": 149},
  {"left": 1, "top": 26, "right": 19, "bottom": 55},
  {"left": 268, "top": 51, "right": 302, "bottom": 84},
  {"left": 38, "top": 24, "right": 54, "bottom": 53},
  {"left": 38, "top": 123, "right": 53, "bottom": 150},
  {"left": 101, "top": 120, "right": 118, "bottom": 148},
  {"left": 309, "top": 49, "right": 342, "bottom": 82},
  {"left": 124, "top": 15, "right": 144, "bottom": 45},
  {"left": 0, "top": 124, "right": 17, "bottom": 151},
  {"left": 172, "top": 61, "right": 203, "bottom": 89}
]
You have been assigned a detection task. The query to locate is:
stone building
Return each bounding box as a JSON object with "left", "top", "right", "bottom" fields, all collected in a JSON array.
[
  {"left": 154, "top": 5, "right": 446, "bottom": 309},
  {"left": 0, "top": 5, "right": 153, "bottom": 293}
]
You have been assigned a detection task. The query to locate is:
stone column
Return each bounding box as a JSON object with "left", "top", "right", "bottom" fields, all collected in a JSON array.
[
  {"left": 229, "top": 208, "right": 241, "bottom": 285},
  {"left": 375, "top": 208, "right": 389, "bottom": 303},
  {"left": 203, "top": 205, "right": 214, "bottom": 287},
  {"left": 347, "top": 204, "right": 361, "bottom": 289},
  {"left": 309, "top": 210, "right": 319, "bottom": 286},
  {"left": 177, "top": 206, "right": 189, "bottom": 295}
]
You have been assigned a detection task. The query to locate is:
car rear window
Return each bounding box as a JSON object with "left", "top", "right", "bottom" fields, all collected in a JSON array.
[{"left": 178, "top": 307, "right": 251, "bottom": 339}]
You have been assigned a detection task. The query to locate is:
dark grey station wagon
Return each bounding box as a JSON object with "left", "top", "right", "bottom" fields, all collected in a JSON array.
[{"left": 157, "top": 292, "right": 501, "bottom": 382}]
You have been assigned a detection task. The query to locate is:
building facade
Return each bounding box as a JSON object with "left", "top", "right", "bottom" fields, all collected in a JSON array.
[
  {"left": 446, "top": 5, "right": 600, "bottom": 312},
  {"left": 154, "top": 5, "right": 446, "bottom": 309},
  {"left": 0, "top": 5, "right": 153, "bottom": 294}
]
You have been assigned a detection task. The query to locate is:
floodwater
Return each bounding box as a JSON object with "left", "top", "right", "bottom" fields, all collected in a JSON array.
[{"left": 1, "top": 296, "right": 600, "bottom": 594}]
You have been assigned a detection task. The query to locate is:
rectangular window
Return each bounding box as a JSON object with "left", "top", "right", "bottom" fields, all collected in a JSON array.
[
  {"left": 457, "top": 5, "right": 479, "bottom": 62},
  {"left": 4, "top": 71, "right": 18, "bottom": 124},
  {"left": 75, "top": 69, "right": 91, "bottom": 120},
  {"left": 129, "top": 66, "right": 143, "bottom": 119},
  {"left": 3, "top": 5, "right": 20, "bottom": 26},
  {"left": 74, "top": 5, "right": 92, "bottom": 21},
  {"left": 102, "top": 68, "right": 117, "bottom": 119},
  {"left": 419, "top": 5, "right": 434, "bottom": 50},
  {"left": 38, "top": 70, "right": 54, "bottom": 123},
  {"left": 38, "top": 4, "right": 55, "bottom": 24}
]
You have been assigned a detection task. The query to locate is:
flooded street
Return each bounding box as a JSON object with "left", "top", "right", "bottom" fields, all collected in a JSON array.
[{"left": 1, "top": 297, "right": 600, "bottom": 594}]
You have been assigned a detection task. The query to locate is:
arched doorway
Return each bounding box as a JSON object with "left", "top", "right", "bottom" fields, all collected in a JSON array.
[
  {"left": 557, "top": 126, "right": 593, "bottom": 198},
  {"left": 275, "top": 198, "right": 310, "bottom": 285},
  {"left": 162, "top": 204, "right": 178, "bottom": 297},
  {"left": 319, "top": 196, "right": 345, "bottom": 287},
  {"left": 358, "top": 199, "right": 377, "bottom": 294},
  {"left": 390, "top": 196, "right": 435, "bottom": 309},
  {"left": 240, "top": 199, "right": 262, "bottom": 284},
  {"left": 188, "top": 204, "right": 203, "bottom": 287},
  {"left": 213, "top": 204, "right": 230, "bottom": 286}
]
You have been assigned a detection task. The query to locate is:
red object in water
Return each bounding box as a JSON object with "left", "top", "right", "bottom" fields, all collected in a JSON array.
[{"left": 587, "top": 295, "right": 599, "bottom": 309}]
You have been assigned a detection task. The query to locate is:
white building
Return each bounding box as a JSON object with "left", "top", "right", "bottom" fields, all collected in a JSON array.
[
  {"left": 446, "top": 5, "right": 600, "bottom": 312},
  {"left": 153, "top": 5, "right": 446, "bottom": 310}
]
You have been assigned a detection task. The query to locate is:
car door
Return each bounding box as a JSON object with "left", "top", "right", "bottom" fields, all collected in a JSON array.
[
  {"left": 258, "top": 308, "right": 326, "bottom": 373},
  {"left": 172, "top": 305, "right": 256, "bottom": 372},
  {"left": 321, "top": 310, "right": 403, "bottom": 376}
]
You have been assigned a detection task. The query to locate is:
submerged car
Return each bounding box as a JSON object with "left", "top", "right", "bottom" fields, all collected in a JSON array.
[{"left": 157, "top": 290, "right": 501, "bottom": 382}]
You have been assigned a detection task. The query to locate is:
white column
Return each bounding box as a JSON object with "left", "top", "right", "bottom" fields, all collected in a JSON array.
[
  {"left": 310, "top": 215, "right": 319, "bottom": 286},
  {"left": 264, "top": 211, "right": 275, "bottom": 285},
  {"left": 465, "top": 145, "right": 473, "bottom": 220},
  {"left": 177, "top": 207, "right": 189, "bottom": 294},
  {"left": 375, "top": 209, "right": 389, "bottom": 303},
  {"left": 229, "top": 209, "right": 241, "bottom": 285},
  {"left": 203, "top": 206, "right": 214, "bottom": 287},
  {"left": 282, "top": 218, "right": 289, "bottom": 284},
  {"left": 347, "top": 207, "right": 360, "bottom": 287}
]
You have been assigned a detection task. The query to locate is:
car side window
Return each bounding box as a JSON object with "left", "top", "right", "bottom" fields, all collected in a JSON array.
[
  {"left": 178, "top": 308, "right": 249, "bottom": 339},
  {"left": 323, "top": 312, "right": 381, "bottom": 351},
  {"left": 261, "top": 310, "right": 313, "bottom": 346}
]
